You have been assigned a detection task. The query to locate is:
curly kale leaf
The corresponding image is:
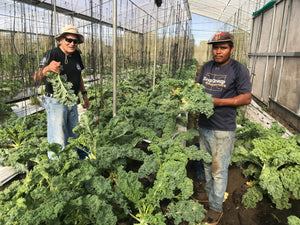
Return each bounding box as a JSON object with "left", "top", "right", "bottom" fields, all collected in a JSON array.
[
  {"left": 255, "top": 166, "right": 292, "bottom": 209},
  {"left": 241, "top": 185, "right": 264, "bottom": 208},
  {"left": 46, "top": 69, "right": 78, "bottom": 106},
  {"left": 166, "top": 200, "right": 206, "bottom": 225},
  {"left": 151, "top": 78, "right": 214, "bottom": 118},
  {"left": 288, "top": 216, "right": 300, "bottom": 225},
  {"left": 66, "top": 194, "right": 117, "bottom": 225},
  {"left": 116, "top": 167, "right": 144, "bottom": 205},
  {"left": 145, "top": 154, "right": 194, "bottom": 206},
  {"left": 180, "top": 82, "right": 214, "bottom": 117},
  {"left": 182, "top": 145, "right": 212, "bottom": 163},
  {"left": 280, "top": 165, "right": 300, "bottom": 199},
  {"left": 138, "top": 154, "right": 160, "bottom": 178},
  {"left": 242, "top": 163, "right": 261, "bottom": 180}
]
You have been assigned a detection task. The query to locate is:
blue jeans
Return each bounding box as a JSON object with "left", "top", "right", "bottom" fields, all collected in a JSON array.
[
  {"left": 43, "top": 96, "right": 79, "bottom": 159},
  {"left": 199, "top": 127, "right": 235, "bottom": 213}
]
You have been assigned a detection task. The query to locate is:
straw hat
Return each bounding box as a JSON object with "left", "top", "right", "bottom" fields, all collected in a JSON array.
[{"left": 55, "top": 25, "right": 84, "bottom": 44}]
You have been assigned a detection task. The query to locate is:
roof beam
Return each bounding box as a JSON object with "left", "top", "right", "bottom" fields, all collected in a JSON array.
[{"left": 14, "top": 0, "right": 142, "bottom": 34}]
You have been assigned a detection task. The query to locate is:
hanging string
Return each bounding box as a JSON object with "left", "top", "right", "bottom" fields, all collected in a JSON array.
[{"left": 65, "top": 54, "right": 68, "bottom": 64}]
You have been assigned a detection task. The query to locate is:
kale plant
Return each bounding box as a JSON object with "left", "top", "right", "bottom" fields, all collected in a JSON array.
[
  {"left": 232, "top": 120, "right": 300, "bottom": 209},
  {"left": 46, "top": 66, "right": 78, "bottom": 106}
]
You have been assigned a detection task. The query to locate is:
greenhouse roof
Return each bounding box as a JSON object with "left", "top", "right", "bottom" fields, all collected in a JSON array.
[
  {"left": 0, "top": 0, "right": 191, "bottom": 36},
  {"left": 188, "top": 0, "right": 272, "bottom": 32},
  {"left": 0, "top": 0, "right": 271, "bottom": 36}
]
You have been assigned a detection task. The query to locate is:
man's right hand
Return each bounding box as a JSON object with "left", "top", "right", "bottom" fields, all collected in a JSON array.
[
  {"left": 34, "top": 61, "right": 61, "bottom": 83},
  {"left": 45, "top": 61, "right": 61, "bottom": 75}
]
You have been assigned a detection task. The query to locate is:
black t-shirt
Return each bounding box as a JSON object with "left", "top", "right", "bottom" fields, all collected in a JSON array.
[
  {"left": 39, "top": 47, "right": 84, "bottom": 95},
  {"left": 196, "top": 59, "right": 252, "bottom": 131}
]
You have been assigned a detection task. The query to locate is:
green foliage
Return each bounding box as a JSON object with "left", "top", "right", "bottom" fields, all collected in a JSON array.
[
  {"left": 0, "top": 112, "right": 47, "bottom": 170},
  {"left": 29, "top": 95, "right": 41, "bottom": 105},
  {"left": 116, "top": 167, "right": 144, "bottom": 205},
  {"left": 46, "top": 66, "right": 78, "bottom": 106},
  {"left": 288, "top": 215, "right": 300, "bottom": 225},
  {"left": 180, "top": 82, "right": 214, "bottom": 117},
  {"left": 71, "top": 111, "right": 147, "bottom": 166},
  {"left": 235, "top": 119, "right": 272, "bottom": 150},
  {"left": 156, "top": 78, "right": 214, "bottom": 117},
  {"left": 116, "top": 137, "right": 210, "bottom": 224},
  {"left": 0, "top": 67, "right": 214, "bottom": 224},
  {"left": 280, "top": 165, "right": 300, "bottom": 199},
  {"left": 232, "top": 119, "right": 300, "bottom": 209},
  {"left": 0, "top": 144, "right": 119, "bottom": 225},
  {"left": 166, "top": 200, "right": 206, "bottom": 225},
  {"left": 242, "top": 185, "right": 264, "bottom": 209},
  {"left": 0, "top": 79, "right": 22, "bottom": 100},
  {"left": 0, "top": 101, "right": 17, "bottom": 122},
  {"left": 236, "top": 106, "right": 247, "bottom": 125}
]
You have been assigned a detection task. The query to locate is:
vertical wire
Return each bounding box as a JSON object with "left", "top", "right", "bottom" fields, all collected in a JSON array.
[{"left": 112, "top": 0, "right": 117, "bottom": 116}]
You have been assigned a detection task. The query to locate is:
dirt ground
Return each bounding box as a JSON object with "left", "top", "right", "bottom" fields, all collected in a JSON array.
[{"left": 187, "top": 161, "right": 300, "bottom": 225}]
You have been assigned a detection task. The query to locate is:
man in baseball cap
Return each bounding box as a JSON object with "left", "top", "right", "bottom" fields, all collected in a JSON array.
[
  {"left": 208, "top": 32, "right": 234, "bottom": 44},
  {"left": 193, "top": 32, "right": 252, "bottom": 225}
]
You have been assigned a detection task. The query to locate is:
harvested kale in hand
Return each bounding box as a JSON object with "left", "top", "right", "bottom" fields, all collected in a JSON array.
[{"left": 46, "top": 67, "right": 78, "bottom": 106}]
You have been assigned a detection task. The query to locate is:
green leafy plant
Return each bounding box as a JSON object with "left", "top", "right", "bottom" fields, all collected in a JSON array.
[
  {"left": 232, "top": 120, "right": 300, "bottom": 209},
  {"left": 0, "top": 101, "right": 16, "bottom": 122},
  {"left": 166, "top": 200, "right": 206, "bottom": 225},
  {"left": 0, "top": 112, "right": 47, "bottom": 171},
  {"left": 0, "top": 66, "right": 214, "bottom": 224},
  {"left": 0, "top": 143, "right": 120, "bottom": 225},
  {"left": 116, "top": 130, "right": 211, "bottom": 224},
  {"left": 288, "top": 215, "right": 300, "bottom": 225},
  {"left": 46, "top": 66, "right": 78, "bottom": 106},
  {"left": 30, "top": 95, "right": 41, "bottom": 105}
]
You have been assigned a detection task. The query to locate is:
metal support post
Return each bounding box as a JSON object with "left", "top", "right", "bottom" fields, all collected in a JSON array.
[
  {"left": 113, "top": 0, "right": 117, "bottom": 116},
  {"left": 153, "top": 5, "right": 158, "bottom": 91}
]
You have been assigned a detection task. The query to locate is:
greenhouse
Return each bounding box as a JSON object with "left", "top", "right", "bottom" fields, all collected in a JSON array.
[{"left": 0, "top": 0, "right": 299, "bottom": 224}]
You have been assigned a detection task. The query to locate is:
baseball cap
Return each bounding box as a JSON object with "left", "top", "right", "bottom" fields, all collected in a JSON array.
[{"left": 208, "top": 32, "right": 234, "bottom": 44}]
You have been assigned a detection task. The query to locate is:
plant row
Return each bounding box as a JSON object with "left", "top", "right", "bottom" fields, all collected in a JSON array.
[
  {"left": 0, "top": 66, "right": 215, "bottom": 224},
  {"left": 0, "top": 65, "right": 299, "bottom": 224}
]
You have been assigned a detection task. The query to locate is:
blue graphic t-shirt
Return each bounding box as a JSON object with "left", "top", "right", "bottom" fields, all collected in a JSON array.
[{"left": 196, "top": 59, "right": 252, "bottom": 131}]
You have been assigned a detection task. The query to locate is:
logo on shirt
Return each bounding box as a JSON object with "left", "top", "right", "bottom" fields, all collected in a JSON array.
[
  {"left": 203, "top": 73, "right": 227, "bottom": 91},
  {"left": 39, "top": 56, "right": 47, "bottom": 67},
  {"left": 76, "top": 63, "right": 81, "bottom": 71}
]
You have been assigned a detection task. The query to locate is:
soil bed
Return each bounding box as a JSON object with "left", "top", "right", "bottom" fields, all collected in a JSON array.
[{"left": 187, "top": 161, "right": 300, "bottom": 225}]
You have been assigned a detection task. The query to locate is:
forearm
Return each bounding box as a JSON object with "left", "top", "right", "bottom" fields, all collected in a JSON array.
[
  {"left": 213, "top": 93, "right": 252, "bottom": 107},
  {"left": 34, "top": 66, "right": 48, "bottom": 82},
  {"left": 33, "top": 68, "right": 46, "bottom": 82},
  {"left": 79, "top": 76, "right": 86, "bottom": 93},
  {"left": 34, "top": 60, "right": 61, "bottom": 83}
]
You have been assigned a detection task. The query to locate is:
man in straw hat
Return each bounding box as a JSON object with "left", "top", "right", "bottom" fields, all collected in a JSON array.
[
  {"left": 193, "top": 32, "right": 252, "bottom": 225},
  {"left": 34, "top": 25, "right": 89, "bottom": 159}
]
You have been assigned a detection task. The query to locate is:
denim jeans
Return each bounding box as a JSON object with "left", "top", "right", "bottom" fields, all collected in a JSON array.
[
  {"left": 43, "top": 96, "right": 79, "bottom": 159},
  {"left": 199, "top": 127, "right": 235, "bottom": 213}
]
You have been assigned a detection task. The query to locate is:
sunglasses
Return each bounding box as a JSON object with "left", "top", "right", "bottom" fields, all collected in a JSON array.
[{"left": 65, "top": 37, "right": 79, "bottom": 44}]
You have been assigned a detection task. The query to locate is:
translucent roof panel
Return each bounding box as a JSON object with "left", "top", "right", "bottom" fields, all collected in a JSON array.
[
  {"left": 0, "top": 0, "right": 191, "bottom": 36},
  {"left": 0, "top": 0, "right": 271, "bottom": 36},
  {"left": 188, "top": 0, "right": 272, "bottom": 32}
]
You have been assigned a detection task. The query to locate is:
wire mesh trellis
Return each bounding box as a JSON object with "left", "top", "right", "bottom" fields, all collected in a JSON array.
[{"left": 0, "top": 0, "right": 193, "bottom": 114}]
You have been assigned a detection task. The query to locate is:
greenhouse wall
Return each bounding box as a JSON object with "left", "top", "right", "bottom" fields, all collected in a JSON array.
[{"left": 248, "top": 0, "right": 300, "bottom": 131}]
